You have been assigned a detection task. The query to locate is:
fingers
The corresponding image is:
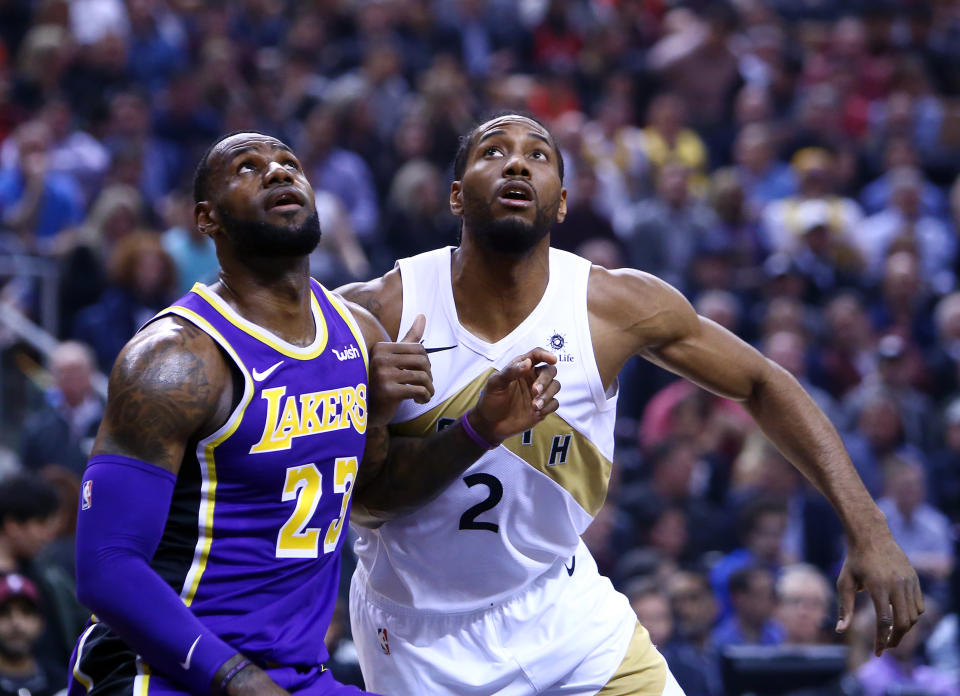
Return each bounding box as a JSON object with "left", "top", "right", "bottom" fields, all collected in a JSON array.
[
  {"left": 886, "top": 582, "right": 913, "bottom": 650},
  {"left": 487, "top": 358, "right": 534, "bottom": 391},
  {"left": 522, "top": 347, "right": 558, "bottom": 366},
  {"left": 401, "top": 314, "right": 426, "bottom": 343},
  {"left": 870, "top": 589, "right": 894, "bottom": 656},
  {"left": 534, "top": 376, "right": 561, "bottom": 416},
  {"left": 531, "top": 364, "right": 558, "bottom": 397},
  {"left": 835, "top": 569, "right": 856, "bottom": 634}
]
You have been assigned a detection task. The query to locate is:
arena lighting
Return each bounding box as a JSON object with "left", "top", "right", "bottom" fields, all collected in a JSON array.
[{"left": 720, "top": 644, "right": 849, "bottom": 695}]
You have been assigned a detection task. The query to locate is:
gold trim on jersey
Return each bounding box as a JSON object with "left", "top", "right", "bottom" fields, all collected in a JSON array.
[
  {"left": 71, "top": 624, "right": 97, "bottom": 691},
  {"left": 599, "top": 622, "right": 667, "bottom": 695},
  {"left": 190, "top": 283, "right": 329, "bottom": 360},
  {"left": 162, "top": 306, "right": 255, "bottom": 608},
  {"left": 389, "top": 370, "right": 612, "bottom": 516}
]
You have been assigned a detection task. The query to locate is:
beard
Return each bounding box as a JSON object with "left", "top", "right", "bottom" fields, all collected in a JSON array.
[
  {"left": 218, "top": 205, "right": 321, "bottom": 258},
  {"left": 462, "top": 188, "right": 558, "bottom": 255}
]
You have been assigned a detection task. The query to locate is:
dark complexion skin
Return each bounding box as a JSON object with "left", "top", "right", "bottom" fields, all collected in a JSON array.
[
  {"left": 340, "top": 115, "right": 924, "bottom": 659},
  {"left": 89, "top": 132, "right": 560, "bottom": 696}
]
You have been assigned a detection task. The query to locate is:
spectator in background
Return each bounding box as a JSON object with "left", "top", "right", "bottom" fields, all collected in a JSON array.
[
  {"left": 626, "top": 578, "right": 715, "bottom": 696},
  {"left": 0, "top": 120, "right": 84, "bottom": 254},
  {"left": 929, "top": 397, "right": 960, "bottom": 525},
  {"left": 927, "top": 292, "right": 960, "bottom": 403},
  {"left": 711, "top": 565, "right": 785, "bottom": 649},
  {"left": 618, "top": 161, "right": 716, "bottom": 292},
  {"left": 733, "top": 123, "right": 796, "bottom": 219},
  {"left": 0, "top": 574, "right": 63, "bottom": 696},
  {"left": 710, "top": 499, "right": 788, "bottom": 619},
  {"left": 775, "top": 564, "right": 833, "bottom": 645},
  {"left": 878, "top": 457, "right": 954, "bottom": 601},
  {"left": 761, "top": 147, "right": 863, "bottom": 260},
  {"left": 384, "top": 159, "right": 457, "bottom": 257},
  {"left": 667, "top": 570, "right": 722, "bottom": 696},
  {"left": 808, "top": 293, "right": 876, "bottom": 399},
  {"left": 639, "top": 93, "right": 709, "bottom": 185},
  {"left": 300, "top": 101, "right": 380, "bottom": 246},
  {"left": 160, "top": 189, "right": 218, "bottom": 295},
  {"left": 855, "top": 168, "right": 956, "bottom": 293},
  {"left": 0, "top": 474, "right": 86, "bottom": 669},
  {"left": 763, "top": 330, "right": 838, "bottom": 425},
  {"left": 72, "top": 231, "right": 177, "bottom": 372},
  {"left": 20, "top": 341, "right": 102, "bottom": 477},
  {"left": 856, "top": 603, "right": 958, "bottom": 696},
  {"left": 860, "top": 137, "right": 947, "bottom": 219},
  {"left": 56, "top": 183, "right": 144, "bottom": 337}
]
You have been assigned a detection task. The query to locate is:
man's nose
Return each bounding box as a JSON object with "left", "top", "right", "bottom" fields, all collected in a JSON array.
[
  {"left": 502, "top": 152, "right": 530, "bottom": 178},
  {"left": 265, "top": 161, "right": 293, "bottom": 185}
]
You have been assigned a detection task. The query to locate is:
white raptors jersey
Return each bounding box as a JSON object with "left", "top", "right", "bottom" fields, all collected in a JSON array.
[{"left": 353, "top": 246, "right": 618, "bottom": 613}]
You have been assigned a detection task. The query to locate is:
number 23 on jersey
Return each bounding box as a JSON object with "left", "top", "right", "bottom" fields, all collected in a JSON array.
[{"left": 276, "top": 456, "right": 357, "bottom": 558}]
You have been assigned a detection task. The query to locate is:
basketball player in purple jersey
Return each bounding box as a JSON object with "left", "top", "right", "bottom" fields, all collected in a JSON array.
[{"left": 67, "top": 132, "right": 561, "bottom": 696}]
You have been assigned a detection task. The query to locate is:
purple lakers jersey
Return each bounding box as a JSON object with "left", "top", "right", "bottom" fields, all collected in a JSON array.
[{"left": 149, "top": 278, "right": 368, "bottom": 667}]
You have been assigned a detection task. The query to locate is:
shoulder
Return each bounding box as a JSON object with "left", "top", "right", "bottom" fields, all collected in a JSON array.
[
  {"left": 587, "top": 265, "right": 698, "bottom": 347},
  {"left": 337, "top": 267, "right": 403, "bottom": 340},
  {"left": 94, "top": 315, "right": 233, "bottom": 469},
  {"left": 334, "top": 294, "right": 390, "bottom": 349}
]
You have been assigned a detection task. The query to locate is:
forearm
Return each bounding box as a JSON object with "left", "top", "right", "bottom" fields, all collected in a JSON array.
[
  {"left": 745, "top": 364, "right": 886, "bottom": 545},
  {"left": 353, "top": 417, "right": 488, "bottom": 525},
  {"left": 76, "top": 456, "right": 238, "bottom": 695}
]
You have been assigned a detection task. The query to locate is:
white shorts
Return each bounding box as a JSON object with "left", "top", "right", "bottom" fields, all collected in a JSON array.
[{"left": 349, "top": 542, "right": 685, "bottom": 696}]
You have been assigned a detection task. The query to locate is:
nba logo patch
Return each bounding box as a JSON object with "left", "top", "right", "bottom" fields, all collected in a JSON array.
[
  {"left": 377, "top": 628, "right": 390, "bottom": 655},
  {"left": 81, "top": 480, "right": 93, "bottom": 510}
]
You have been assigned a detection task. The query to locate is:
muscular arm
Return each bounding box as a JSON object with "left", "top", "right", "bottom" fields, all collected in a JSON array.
[
  {"left": 589, "top": 266, "right": 923, "bottom": 653},
  {"left": 78, "top": 318, "right": 288, "bottom": 696}
]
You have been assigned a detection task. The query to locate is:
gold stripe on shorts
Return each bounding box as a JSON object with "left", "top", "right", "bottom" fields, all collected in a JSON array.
[{"left": 599, "top": 622, "right": 667, "bottom": 695}]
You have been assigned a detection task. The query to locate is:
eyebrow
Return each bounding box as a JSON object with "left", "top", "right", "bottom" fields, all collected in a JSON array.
[
  {"left": 476, "top": 129, "right": 553, "bottom": 149},
  {"left": 224, "top": 142, "right": 294, "bottom": 159}
]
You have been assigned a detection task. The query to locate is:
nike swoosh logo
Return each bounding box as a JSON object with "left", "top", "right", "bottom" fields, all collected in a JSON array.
[
  {"left": 424, "top": 345, "right": 458, "bottom": 354},
  {"left": 564, "top": 557, "right": 575, "bottom": 576},
  {"left": 180, "top": 635, "right": 201, "bottom": 670},
  {"left": 252, "top": 360, "right": 284, "bottom": 381}
]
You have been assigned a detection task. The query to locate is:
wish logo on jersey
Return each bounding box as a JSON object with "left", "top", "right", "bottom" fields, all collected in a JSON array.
[
  {"left": 333, "top": 345, "right": 361, "bottom": 361},
  {"left": 250, "top": 383, "right": 367, "bottom": 453}
]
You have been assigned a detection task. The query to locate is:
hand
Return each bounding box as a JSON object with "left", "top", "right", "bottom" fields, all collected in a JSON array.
[
  {"left": 835, "top": 530, "right": 924, "bottom": 656},
  {"left": 470, "top": 348, "right": 560, "bottom": 444},
  {"left": 367, "top": 314, "right": 433, "bottom": 427}
]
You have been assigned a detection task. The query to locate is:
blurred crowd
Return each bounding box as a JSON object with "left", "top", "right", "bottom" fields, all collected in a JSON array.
[{"left": 0, "top": 0, "right": 959, "bottom": 694}]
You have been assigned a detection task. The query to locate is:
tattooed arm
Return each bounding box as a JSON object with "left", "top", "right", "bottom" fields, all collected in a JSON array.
[
  {"left": 81, "top": 317, "right": 291, "bottom": 696},
  {"left": 90, "top": 315, "right": 233, "bottom": 472}
]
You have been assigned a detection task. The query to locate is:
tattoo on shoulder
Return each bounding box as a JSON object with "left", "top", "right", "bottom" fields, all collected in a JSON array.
[
  {"left": 349, "top": 290, "right": 383, "bottom": 321},
  {"left": 101, "top": 322, "right": 220, "bottom": 467}
]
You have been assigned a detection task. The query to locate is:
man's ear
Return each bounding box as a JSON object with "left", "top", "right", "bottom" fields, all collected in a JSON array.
[
  {"left": 195, "top": 201, "right": 220, "bottom": 238},
  {"left": 556, "top": 188, "right": 567, "bottom": 223},
  {"left": 449, "top": 181, "right": 464, "bottom": 217}
]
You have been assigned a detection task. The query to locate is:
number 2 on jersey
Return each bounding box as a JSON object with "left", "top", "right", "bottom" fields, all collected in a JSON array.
[
  {"left": 459, "top": 473, "right": 503, "bottom": 533},
  {"left": 276, "top": 457, "right": 357, "bottom": 558}
]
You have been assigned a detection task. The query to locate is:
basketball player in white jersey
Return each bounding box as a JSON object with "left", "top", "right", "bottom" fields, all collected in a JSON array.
[{"left": 340, "top": 114, "right": 922, "bottom": 696}]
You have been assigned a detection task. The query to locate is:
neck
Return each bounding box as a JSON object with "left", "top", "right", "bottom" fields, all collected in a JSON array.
[
  {"left": 213, "top": 255, "right": 315, "bottom": 346},
  {"left": 451, "top": 233, "right": 550, "bottom": 343}
]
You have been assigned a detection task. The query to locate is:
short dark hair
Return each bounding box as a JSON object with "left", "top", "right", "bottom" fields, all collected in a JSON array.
[
  {"left": 728, "top": 565, "right": 769, "bottom": 597},
  {"left": 452, "top": 112, "right": 564, "bottom": 183},
  {"left": 738, "top": 497, "right": 787, "bottom": 541},
  {"left": 0, "top": 474, "right": 59, "bottom": 525},
  {"left": 192, "top": 130, "right": 274, "bottom": 203}
]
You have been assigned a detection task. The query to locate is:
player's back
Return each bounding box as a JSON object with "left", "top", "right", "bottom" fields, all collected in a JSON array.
[{"left": 353, "top": 247, "right": 618, "bottom": 613}]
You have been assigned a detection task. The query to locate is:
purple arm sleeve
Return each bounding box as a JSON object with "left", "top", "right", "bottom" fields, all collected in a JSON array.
[{"left": 76, "top": 454, "right": 238, "bottom": 695}]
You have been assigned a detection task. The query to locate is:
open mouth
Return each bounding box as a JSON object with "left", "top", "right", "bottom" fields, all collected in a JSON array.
[
  {"left": 497, "top": 181, "right": 534, "bottom": 208},
  {"left": 265, "top": 188, "right": 305, "bottom": 212}
]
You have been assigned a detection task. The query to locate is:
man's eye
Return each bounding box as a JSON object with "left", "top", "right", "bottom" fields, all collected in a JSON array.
[
  {"left": 237, "top": 162, "right": 256, "bottom": 173},
  {"left": 283, "top": 160, "right": 300, "bottom": 170},
  {"left": 484, "top": 147, "right": 502, "bottom": 157},
  {"left": 531, "top": 150, "right": 548, "bottom": 160}
]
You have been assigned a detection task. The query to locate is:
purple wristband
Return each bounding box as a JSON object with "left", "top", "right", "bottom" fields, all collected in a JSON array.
[
  {"left": 462, "top": 410, "right": 499, "bottom": 450},
  {"left": 218, "top": 658, "right": 251, "bottom": 694}
]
